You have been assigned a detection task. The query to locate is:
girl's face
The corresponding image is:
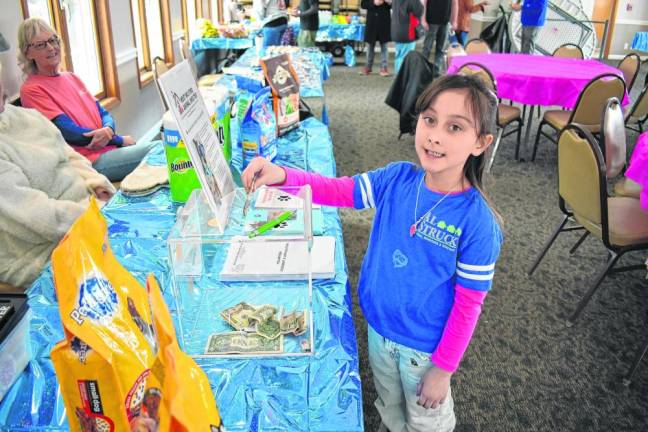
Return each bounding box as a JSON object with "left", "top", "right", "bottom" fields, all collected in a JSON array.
[{"left": 415, "top": 88, "right": 492, "bottom": 188}]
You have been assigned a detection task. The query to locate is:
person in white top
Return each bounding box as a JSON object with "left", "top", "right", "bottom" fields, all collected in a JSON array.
[
  {"left": 0, "top": 63, "right": 115, "bottom": 288},
  {"left": 253, "top": 0, "right": 289, "bottom": 47}
]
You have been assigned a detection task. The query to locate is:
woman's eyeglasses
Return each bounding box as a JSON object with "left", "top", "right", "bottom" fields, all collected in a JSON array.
[{"left": 29, "top": 36, "right": 60, "bottom": 51}]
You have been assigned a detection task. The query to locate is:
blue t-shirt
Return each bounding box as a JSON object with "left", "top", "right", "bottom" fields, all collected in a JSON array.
[
  {"left": 353, "top": 162, "right": 503, "bottom": 353},
  {"left": 521, "top": 0, "right": 548, "bottom": 27}
]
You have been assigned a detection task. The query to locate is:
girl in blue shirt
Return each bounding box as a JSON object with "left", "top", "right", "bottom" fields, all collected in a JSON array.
[{"left": 243, "top": 74, "right": 503, "bottom": 431}]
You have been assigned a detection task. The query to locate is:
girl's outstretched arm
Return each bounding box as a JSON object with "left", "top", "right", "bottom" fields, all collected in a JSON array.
[{"left": 242, "top": 157, "right": 355, "bottom": 207}]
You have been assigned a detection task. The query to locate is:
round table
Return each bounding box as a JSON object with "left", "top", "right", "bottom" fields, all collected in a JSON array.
[
  {"left": 447, "top": 53, "right": 630, "bottom": 109},
  {"left": 626, "top": 132, "right": 648, "bottom": 211}
]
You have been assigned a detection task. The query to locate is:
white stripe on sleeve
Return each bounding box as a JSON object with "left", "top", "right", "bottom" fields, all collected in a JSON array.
[
  {"left": 456, "top": 269, "right": 494, "bottom": 281},
  {"left": 361, "top": 173, "right": 376, "bottom": 208},
  {"left": 358, "top": 177, "right": 369, "bottom": 208},
  {"left": 457, "top": 262, "right": 496, "bottom": 272}
]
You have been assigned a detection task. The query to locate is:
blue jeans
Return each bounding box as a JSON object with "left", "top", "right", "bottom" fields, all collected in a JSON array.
[
  {"left": 93, "top": 140, "right": 159, "bottom": 182},
  {"left": 395, "top": 42, "right": 417, "bottom": 74},
  {"left": 422, "top": 24, "right": 449, "bottom": 72},
  {"left": 368, "top": 326, "right": 456, "bottom": 432},
  {"left": 262, "top": 24, "right": 287, "bottom": 48},
  {"left": 367, "top": 41, "right": 389, "bottom": 70}
]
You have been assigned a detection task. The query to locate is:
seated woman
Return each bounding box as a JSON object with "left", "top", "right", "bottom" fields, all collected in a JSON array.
[
  {"left": 0, "top": 65, "right": 115, "bottom": 289},
  {"left": 18, "top": 18, "right": 156, "bottom": 182}
]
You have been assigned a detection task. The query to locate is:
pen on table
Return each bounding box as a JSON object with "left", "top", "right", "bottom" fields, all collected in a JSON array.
[
  {"left": 248, "top": 210, "right": 295, "bottom": 238},
  {"left": 243, "top": 169, "right": 260, "bottom": 217}
]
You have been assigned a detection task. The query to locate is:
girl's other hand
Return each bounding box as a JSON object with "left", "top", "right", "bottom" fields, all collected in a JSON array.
[
  {"left": 241, "top": 157, "right": 286, "bottom": 191},
  {"left": 416, "top": 365, "right": 452, "bottom": 409}
]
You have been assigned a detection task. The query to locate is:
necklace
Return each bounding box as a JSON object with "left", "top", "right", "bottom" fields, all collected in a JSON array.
[{"left": 409, "top": 174, "right": 459, "bottom": 237}]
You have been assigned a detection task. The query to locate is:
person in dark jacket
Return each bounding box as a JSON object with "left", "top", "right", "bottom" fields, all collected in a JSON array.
[
  {"left": 511, "top": 0, "right": 548, "bottom": 54},
  {"left": 360, "top": 0, "right": 392, "bottom": 76},
  {"left": 421, "top": 0, "right": 452, "bottom": 72},
  {"left": 391, "top": 0, "right": 425, "bottom": 73},
  {"left": 292, "top": 0, "right": 319, "bottom": 47}
]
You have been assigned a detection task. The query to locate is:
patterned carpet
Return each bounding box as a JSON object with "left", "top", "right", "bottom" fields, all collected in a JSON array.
[{"left": 322, "top": 55, "right": 648, "bottom": 431}]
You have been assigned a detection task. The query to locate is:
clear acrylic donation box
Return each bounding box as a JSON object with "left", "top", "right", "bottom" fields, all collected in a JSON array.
[{"left": 167, "top": 186, "right": 316, "bottom": 358}]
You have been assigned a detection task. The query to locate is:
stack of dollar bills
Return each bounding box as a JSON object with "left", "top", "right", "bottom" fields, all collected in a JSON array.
[{"left": 204, "top": 302, "right": 308, "bottom": 355}]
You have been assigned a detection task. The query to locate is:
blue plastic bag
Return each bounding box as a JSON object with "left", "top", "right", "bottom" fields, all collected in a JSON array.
[{"left": 344, "top": 45, "right": 356, "bottom": 67}]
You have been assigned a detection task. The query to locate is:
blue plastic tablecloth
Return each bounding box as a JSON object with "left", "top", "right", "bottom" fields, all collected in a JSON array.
[
  {"left": 0, "top": 117, "right": 363, "bottom": 431},
  {"left": 632, "top": 32, "right": 648, "bottom": 52},
  {"left": 192, "top": 35, "right": 256, "bottom": 51}
]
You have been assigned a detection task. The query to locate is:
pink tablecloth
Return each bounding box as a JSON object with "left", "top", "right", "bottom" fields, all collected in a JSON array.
[
  {"left": 447, "top": 54, "right": 630, "bottom": 109},
  {"left": 626, "top": 132, "right": 648, "bottom": 210}
]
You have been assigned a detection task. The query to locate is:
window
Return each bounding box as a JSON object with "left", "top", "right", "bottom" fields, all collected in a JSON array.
[
  {"left": 130, "top": 0, "right": 173, "bottom": 84},
  {"left": 182, "top": 0, "right": 199, "bottom": 42},
  {"left": 21, "top": 0, "right": 119, "bottom": 105}
]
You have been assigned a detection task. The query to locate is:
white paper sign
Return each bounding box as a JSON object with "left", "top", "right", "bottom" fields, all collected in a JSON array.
[{"left": 157, "top": 61, "right": 235, "bottom": 230}]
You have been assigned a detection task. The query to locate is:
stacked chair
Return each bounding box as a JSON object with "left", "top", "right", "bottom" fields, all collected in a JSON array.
[{"left": 457, "top": 62, "right": 523, "bottom": 171}]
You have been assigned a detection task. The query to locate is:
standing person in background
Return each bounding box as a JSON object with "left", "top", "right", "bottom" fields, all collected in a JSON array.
[
  {"left": 360, "top": 0, "right": 392, "bottom": 76},
  {"left": 292, "top": 0, "right": 319, "bottom": 47},
  {"left": 254, "top": 0, "right": 289, "bottom": 47},
  {"left": 421, "top": 0, "right": 452, "bottom": 73},
  {"left": 391, "top": 0, "right": 425, "bottom": 74},
  {"left": 453, "top": 0, "right": 489, "bottom": 46},
  {"left": 511, "top": 0, "right": 548, "bottom": 54}
]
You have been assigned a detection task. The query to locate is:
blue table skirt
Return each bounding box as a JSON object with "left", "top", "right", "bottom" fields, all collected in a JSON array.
[
  {"left": 632, "top": 32, "right": 648, "bottom": 52},
  {"left": 0, "top": 118, "right": 363, "bottom": 431},
  {"left": 291, "top": 23, "right": 365, "bottom": 43}
]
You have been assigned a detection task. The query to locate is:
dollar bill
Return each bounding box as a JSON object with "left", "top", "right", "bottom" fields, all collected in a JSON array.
[
  {"left": 205, "top": 331, "right": 284, "bottom": 355},
  {"left": 221, "top": 302, "right": 257, "bottom": 331},
  {"left": 250, "top": 305, "right": 278, "bottom": 324},
  {"left": 279, "top": 311, "right": 301, "bottom": 334},
  {"left": 256, "top": 317, "right": 282, "bottom": 340}
]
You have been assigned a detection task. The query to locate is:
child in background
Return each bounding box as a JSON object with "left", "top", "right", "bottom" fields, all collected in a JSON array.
[{"left": 242, "top": 74, "right": 503, "bottom": 431}]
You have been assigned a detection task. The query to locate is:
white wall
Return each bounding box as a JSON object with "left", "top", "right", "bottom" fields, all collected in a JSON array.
[
  {"left": 610, "top": 0, "right": 648, "bottom": 58},
  {"left": 0, "top": 0, "right": 188, "bottom": 140}
]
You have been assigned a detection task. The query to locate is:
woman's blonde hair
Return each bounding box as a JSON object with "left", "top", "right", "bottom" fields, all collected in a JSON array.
[{"left": 17, "top": 18, "right": 59, "bottom": 76}]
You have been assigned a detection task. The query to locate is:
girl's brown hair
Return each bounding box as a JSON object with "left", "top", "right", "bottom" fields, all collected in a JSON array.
[{"left": 414, "top": 74, "right": 501, "bottom": 222}]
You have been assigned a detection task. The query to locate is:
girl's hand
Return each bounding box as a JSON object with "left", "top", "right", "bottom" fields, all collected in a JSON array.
[
  {"left": 416, "top": 366, "right": 452, "bottom": 409},
  {"left": 241, "top": 157, "right": 286, "bottom": 191}
]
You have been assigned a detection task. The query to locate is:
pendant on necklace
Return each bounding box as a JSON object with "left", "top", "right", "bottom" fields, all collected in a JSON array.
[{"left": 409, "top": 224, "right": 417, "bottom": 237}]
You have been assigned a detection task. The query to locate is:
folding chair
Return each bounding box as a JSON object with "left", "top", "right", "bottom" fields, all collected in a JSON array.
[
  {"left": 152, "top": 56, "right": 170, "bottom": 110},
  {"left": 465, "top": 38, "right": 491, "bottom": 54},
  {"left": 528, "top": 124, "right": 648, "bottom": 326},
  {"left": 531, "top": 73, "right": 626, "bottom": 161},
  {"left": 552, "top": 43, "right": 584, "bottom": 59},
  {"left": 179, "top": 37, "right": 221, "bottom": 87},
  {"left": 624, "top": 83, "right": 648, "bottom": 134},
  {"left": 458, "top": 62, "right": 523, "bottom": 171},
  {"left": 617, "top": 53, "right": 640, "bottom": 94}
]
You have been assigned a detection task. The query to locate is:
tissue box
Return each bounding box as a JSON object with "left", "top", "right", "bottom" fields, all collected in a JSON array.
[{"left": 0, "top": 294, "right": 31, "bottom": 402}]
